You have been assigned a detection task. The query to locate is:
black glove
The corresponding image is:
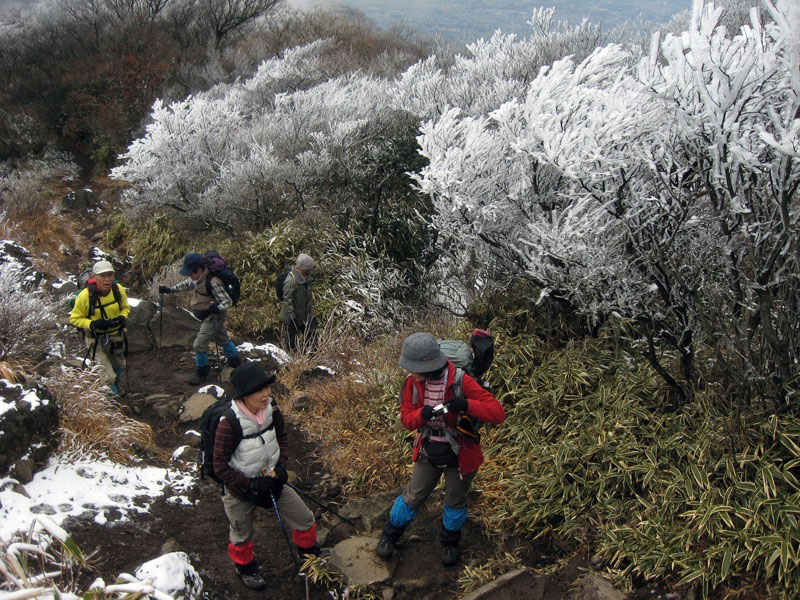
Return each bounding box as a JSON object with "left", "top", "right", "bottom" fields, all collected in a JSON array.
[
  {"left": 113, "top": 316, "right": 126, "bottom": 328},
  {"left": 249, "top": 475, "right": 284, "bottom": 504},
  {"left": 447, "top": 396, "right": 469, "bottom": 414},
  {"left": 420, "top": 405, "right": 434, "bottom": 421},
  {"left": 208, "top": 304, "right": 222, "bottom": 314},
  {"left": 90, "top": 319, "right": 113, "bottom": 331},
  {"left": 252, "top": 476, "right": 277, "bottom": 494},
  {"left": 158, "top": 285, "right": 171, "bottom": 294},
  {"left": 273, "top": 463, "right": 288, "bottom": 485}
]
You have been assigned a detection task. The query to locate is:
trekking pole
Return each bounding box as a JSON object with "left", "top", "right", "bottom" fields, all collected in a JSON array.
[
  {"left": 212, "top": 314, "right": 222, "bottom": 377},
  {"left": 123, "top": 328, "right": 130, "bottom": 390},
  {"left": 159, "top": 292, "right": 164, "bottom": 350},
  {"left": 285, "top": 483, "right": 357, "bottom": 526},
  {"left": 269, "top": 491, "right": 302, "bottom": 576}
]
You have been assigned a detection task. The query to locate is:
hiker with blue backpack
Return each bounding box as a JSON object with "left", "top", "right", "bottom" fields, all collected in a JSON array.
[
  {"left": 158, "top": 251, "right": 242, "bottom": 385},
  {"left": 375, "top": 331, "right": 505, "bottom": 566},
  {"left": 212, "top": 362, "right": 319, "bottom": 590},
  {"left": 69, "top": 260, "right": 130, "bottom": 395}
]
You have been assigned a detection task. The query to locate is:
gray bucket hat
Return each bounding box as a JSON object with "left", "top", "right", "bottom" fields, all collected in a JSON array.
[
  {"left": 399, "top": 332, "right": 447, "bottom": 373},
  {"left": 296, "top": 253, "right": 315, "bottom": 271}
]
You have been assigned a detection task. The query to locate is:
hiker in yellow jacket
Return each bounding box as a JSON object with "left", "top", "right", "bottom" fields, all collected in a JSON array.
[{"left": 69, "top": 260, "right": 130, "bottom": 394}]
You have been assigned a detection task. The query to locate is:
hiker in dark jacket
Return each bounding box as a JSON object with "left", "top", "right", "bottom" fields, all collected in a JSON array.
[
  {"left": 213, "top": 362, "right": 319, "bottom": 590},
  {"left": 279, "top": 253, "right": 316, "bottom": 351},
  {"left": 69, "top": 260, "right": 130, "bottom": 395},
  {"left": 375, "top": 332, "right": 506, "bottom": 566},
  {"left": 159, "top": 252, "right": 241, "bottom": 385}
]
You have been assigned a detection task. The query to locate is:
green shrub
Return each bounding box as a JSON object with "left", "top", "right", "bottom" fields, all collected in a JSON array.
[
  {"left": 222, "top": 219, "right": 332, "bottom": 337},
  {"left": 128, "top": 214, "right": 186, "bottom": 283},
  {"left": 223, "top": 217, "right": 426, "bottom": 339},
  {"left": 476, "top": 326, "right": 800, "bottom": 597}
]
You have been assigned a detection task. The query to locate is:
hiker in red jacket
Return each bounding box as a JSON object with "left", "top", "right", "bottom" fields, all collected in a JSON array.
[
  {"left": 213, "top": 362, "right": 319, "bottom": 590},
  {"left": 375, "top": 332, "right": 506, "bottom": 566}
]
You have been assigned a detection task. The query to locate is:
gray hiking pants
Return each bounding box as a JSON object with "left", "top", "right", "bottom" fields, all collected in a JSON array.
[
  {"left": 401, "top": 457, "right": 476, "bottom": 510},
  {"left": 222, "top": 485, "right": 314, "bottom": 545},
  {"left": 193, "top": 313, "right": 232, "bottom": 355},
  {"left": 84, "top": 333, "right": 124, "bottom": 386}
]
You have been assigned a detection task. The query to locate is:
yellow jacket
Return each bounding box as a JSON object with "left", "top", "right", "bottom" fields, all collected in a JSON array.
[{"left": 69, "top": 284, "right": 131, "bottom": 335}]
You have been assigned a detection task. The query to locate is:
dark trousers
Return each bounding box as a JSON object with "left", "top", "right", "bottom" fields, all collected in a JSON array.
[{"left": 285, "top": 316, "right": 318, "bottom": 351}]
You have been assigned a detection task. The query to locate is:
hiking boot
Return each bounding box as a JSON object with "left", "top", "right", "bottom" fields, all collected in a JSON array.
[
  {"left": 236, "top": 568, "right": 267, "bottom": 591},
  {"left": 439, "top": 526, "right": 461, "bottom": 567},
  {"left": 376, "top": 521, "right": 405, "bottom": 559},
  {"left": 297, "top": 544, "right": 321, "bottom": 559},
  {"left": 440, "top": 543, "right": 460, "bottom": 566},
  {"left": 227, "top": 354, "right": 242, "bottom": 369},
  {"left": 188, "top": 365, "right": 210, "bottom": 386}
]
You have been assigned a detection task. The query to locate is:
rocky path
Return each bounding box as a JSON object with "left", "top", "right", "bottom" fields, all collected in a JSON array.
[{"left": 64, "top": 344, "right": 619, "bottom": 600}]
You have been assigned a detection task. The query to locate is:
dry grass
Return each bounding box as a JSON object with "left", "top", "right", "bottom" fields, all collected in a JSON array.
[
  {"left": 279, "top": 317, "right": 465, "bottom": 494},
  {"left": 0, "top": 360, "right": 25, "bottom": 383},
  {"left": 46, "top": 366, "right": 161, "bottom": 464}
]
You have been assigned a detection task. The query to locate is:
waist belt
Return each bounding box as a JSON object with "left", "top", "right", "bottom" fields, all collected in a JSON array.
[{"left": 430, "top": 429, "right": 446, "bottom": 437}]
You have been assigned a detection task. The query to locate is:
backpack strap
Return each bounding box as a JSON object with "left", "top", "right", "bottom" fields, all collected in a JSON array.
[
  {"left": 452, "top": 367, "right": 465, "bottom": 401},
  {"left": 88, "top": 282, "right": 123, "bottom": 319},
  {"left": 222, "top": 408, "right": 244, "bottom": 449},
  {"left": 111, "top": 283, "right": 122, "bottom": 311},
  {"left": 408, "top": 376, "right": 418, "bottom": 407}
]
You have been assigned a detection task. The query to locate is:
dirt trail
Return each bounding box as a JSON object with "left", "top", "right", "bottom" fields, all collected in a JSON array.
[{"left": 66, "top": 346, "right": 588, "bottom": 599}]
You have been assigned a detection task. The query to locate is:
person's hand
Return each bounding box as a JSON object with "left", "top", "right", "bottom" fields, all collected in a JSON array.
[
  {"left": 90, "top": 319, "right": 112, "bottom": 331},
  {"left": 447, "top": 397, "right": 468, "bottom": 414},
  {"left": 158, "top": 285, "right": 171, "bottom": 294},
  {"left": 273, "top": 463, "right": 288, "bottom": 485},
  {"left": 251, "top": 476, "right": 277, "bottom": 494},
  {"left": 420, "top": 405, "right": 434, "bottom": 421},
  {"left": 249, "top": 475, "right": 283, "bottom": 505},
  {"left": 113, "top": 316, "right": 126, "bottom": 328},
  {"left": 209, "top": 304, "right": 222, "bottom": 314}
]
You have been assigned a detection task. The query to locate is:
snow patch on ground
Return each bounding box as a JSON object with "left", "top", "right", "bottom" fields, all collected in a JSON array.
[
  {"left": 0, "top": 454, "right": 196, "bottom": 543},
  {"left": 236, "top": 341, "right": 290, "bottom": 364}
]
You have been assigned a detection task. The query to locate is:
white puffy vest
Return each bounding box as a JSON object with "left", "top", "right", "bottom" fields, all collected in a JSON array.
[{"left": 227, "top": 399, "right": 281, "bottom": 478}]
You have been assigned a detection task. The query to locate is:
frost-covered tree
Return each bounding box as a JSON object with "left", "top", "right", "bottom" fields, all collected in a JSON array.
[
  {"left": 415, "top": 0, "right": 799, "bottom": 405},
  {"left": 0, "top": 262, "right": 56, "bottom": 359},
  {"left": 395, "top": 8, "right": 602, "bottom": 121}
]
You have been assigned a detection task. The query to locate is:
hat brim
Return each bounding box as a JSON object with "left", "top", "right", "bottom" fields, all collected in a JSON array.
[
  {"left": 233, "top": 373, "right": 276, "bottom": 399},
  {"left": 399, "top": 352, "right": 447, "bottom": 373},
  {"left": 93, "top": 268, "right": 114, "bottom": 275},
  {"left": 179, "top": 265, "right": 195, "bottom": 276}
]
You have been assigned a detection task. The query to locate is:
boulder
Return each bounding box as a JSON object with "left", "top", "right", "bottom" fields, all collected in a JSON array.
[
  {"left": 179, "top": 392, "right": 217, "bottom": 422},
  {"left": 570, "top": 574, "right": 627, "bottom": 600},
  {"left": 125, "top": 301, "right": 157, "bottom": 353},
  {"left": 458, "top": 569, "right": 528, "bottom": 600},
  {"left": 340, "top": 490, "right": 400, "bottom": 531},
  {"left": 328, "top": 536, "right": 397, "bottom": 586},
  {"left": 296, "top": 365, "right": 336, "bottom": 388},
  {"left": 0, "top": 381, "right": 58, "bottom": 478},
  {"left": 134, "top": 551, "right": 203, "bottom": 600},
  {"left": 63, "top": 188, "right": 94, "bottom": 211},
  {"left": 133, "top": 393, "right": 183, "bottom": 420},
  {"left": 151, "top": 305, "right": 200, "bottom": 350},
  {"left": 0, "top": 240, "right": 43, "bottom": 289}
]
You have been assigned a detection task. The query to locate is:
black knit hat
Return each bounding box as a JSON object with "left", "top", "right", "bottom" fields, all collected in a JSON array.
[{"left": 230, "top": 362, "right": 276, "bottom": 399}]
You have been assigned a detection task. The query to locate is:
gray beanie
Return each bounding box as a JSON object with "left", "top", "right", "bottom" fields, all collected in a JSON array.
[
  {"left": 296, "top": 253, "right": 315, "bottom": 270},
  {"left": 399, "top": 332, "right": 447, "bottom": 373}
]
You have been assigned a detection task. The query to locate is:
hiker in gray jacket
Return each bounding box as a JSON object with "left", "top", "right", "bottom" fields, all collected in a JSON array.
[{"left": 279, "top": 253, "right": 317, "bottom": 351}]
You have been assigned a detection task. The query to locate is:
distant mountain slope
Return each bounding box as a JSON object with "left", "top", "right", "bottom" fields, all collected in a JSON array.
[{"left": 288, "top": 0, "right": 689, "bottom": 40}]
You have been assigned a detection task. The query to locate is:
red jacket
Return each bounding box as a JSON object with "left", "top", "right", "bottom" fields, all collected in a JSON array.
[{"left": 400, "top": 361, "right": 505, "bottom": 475}]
